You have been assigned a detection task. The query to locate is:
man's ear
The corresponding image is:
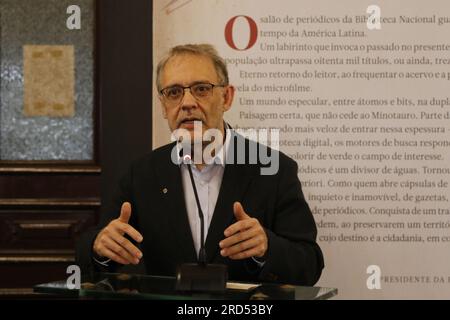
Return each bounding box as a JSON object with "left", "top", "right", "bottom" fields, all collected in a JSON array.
[{"left": 222, "top": 85, "right": 235, "bottom": 112}]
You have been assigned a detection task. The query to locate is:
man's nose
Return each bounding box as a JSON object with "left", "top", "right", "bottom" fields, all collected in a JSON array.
[{"left": 180, "top": 88, "right": 197, "bottom": 110}]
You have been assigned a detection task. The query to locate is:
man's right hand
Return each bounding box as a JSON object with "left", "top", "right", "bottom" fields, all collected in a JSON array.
[{"left": 93, "top": 202, "right": 143, "bottom": 265}]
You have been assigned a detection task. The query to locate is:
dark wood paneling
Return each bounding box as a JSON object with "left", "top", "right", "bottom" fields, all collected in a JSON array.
[
  {"left": 0, "top": 174, "right": 100, "bottom": 198},
  {"left": 0, "top": 208, "right": 97, "bottom": 250},
  {"left": 99, "top": 0, "right": 153, "bottom": 210},
  {"left": 0, "top": 0, "right": 102, "bottom": 295},
  {"left": 0, "top": 0, "right": 154, "bottom": 297},
  {"left": 0, "top": 200, "right": 100, "bottom": 292},
  {"left": 0, "top": 260, "right": 73, "bottom": 288}
]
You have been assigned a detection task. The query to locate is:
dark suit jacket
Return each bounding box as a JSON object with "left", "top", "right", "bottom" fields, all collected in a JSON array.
[{"left": 77, "top": 132, "right": 324, "bottom": 286}]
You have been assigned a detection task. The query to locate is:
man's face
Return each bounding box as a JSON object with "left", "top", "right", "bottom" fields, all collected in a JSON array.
[{"left": 159, "top": 54, "right": 234, "bottom": 142}]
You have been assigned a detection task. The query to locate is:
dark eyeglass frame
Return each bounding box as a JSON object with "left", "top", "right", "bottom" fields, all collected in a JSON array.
[{"left": 159, "top": 82, "right": 226, "bottom": 104}]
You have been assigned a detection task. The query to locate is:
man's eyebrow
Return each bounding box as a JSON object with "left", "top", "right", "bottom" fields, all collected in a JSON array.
[
  {"left": 163, "top": 80, "right": 215, "bottom": 88},
  {"left": 190, "top": 80, "right": 214, "bottom": 85},
  {"left": 162, "top": 83, "right": 182, "bottom": 88}
]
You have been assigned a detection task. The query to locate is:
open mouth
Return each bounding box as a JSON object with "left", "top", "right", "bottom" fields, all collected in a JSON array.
[{"left": 180, "top": 118, "right": 202, "bottom": 126}]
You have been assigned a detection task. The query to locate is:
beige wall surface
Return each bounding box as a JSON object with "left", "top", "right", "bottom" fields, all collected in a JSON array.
[{"left": 153, "top": 0, "right": 450, "bottom": 299}]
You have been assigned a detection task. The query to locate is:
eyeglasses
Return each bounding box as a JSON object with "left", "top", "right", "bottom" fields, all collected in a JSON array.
[{"left": 159, "top": 83, "right": 226, "bottom": 106}]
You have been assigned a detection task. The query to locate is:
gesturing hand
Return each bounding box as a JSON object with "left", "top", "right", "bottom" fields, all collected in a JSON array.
[
  {"left": 93, "top": 202, "right": 143, "bottom": 265},
  {"left": 219, "top": 202, "right": 268, "bottom": 260}
]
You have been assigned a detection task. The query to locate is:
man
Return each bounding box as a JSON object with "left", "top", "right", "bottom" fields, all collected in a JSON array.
[{"left": 77, "top": 44, "right": 324, "bottom": 286}]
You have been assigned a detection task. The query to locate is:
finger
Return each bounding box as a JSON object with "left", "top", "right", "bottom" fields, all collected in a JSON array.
[
  {"left": 118, "top": 202, "right": 132, "bottom": 223},
  {"left": 99, "top": 247, "right": 131, "bottom": 265},
  {"left": 102, "top": 237, "right": 140, "bottom": 264},
  {"left": 108, "top": 229, "right": 143, "bottom": 260},
  {"left": 233, "top": 202, "right": 250, "bottom": 221},
  {"left": 229, "top": 247, "right": 260, "bottom": 260},
  {"left": 230, "top": 246, "right": 262, "bottom": 260},
  {"left": 220, "top": 226, "right": 259, "bottom": 249},
  {"left": 224, "top": 218, "right": 256, "bottom": 237},
  {"left": 116, "top": 221, "right": 143, "bottom": 243},
  {"left": 221, "top": 237, "right": 260, "bottom": 257}
]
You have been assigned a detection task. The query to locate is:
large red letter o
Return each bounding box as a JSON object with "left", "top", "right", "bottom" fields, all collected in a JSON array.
[{"left": 225, "top": 16, "right": 258, "bottom": 51}]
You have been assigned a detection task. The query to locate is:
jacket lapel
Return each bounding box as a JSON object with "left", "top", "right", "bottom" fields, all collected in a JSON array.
[
  {"left": 153, "top": 145, "right": 197, "bottom": 263},
  {"left": 204, "top": 134, "right": 257, "bottom": 263}
]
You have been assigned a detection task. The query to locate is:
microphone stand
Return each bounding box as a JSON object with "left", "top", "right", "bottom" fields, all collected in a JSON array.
[
  {"left": 175, "top": 153, "right": 228, "bottom": 293},
  {"left": 186, "top": 163, "right": 207, "bottom": 266}
]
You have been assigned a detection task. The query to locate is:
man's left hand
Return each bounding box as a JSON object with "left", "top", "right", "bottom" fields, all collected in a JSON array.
[{"left": 219, "top": 202, "right": 268, "bottom": 260}]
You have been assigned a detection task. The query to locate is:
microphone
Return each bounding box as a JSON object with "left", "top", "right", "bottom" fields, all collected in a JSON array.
[{"left": 175, "top": 148, "right": 228, "bottom": 293}]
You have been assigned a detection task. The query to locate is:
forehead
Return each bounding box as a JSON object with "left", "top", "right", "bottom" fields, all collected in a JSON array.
[{"left": 160, "top": 54, "right": 219, "bottom": 87}]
